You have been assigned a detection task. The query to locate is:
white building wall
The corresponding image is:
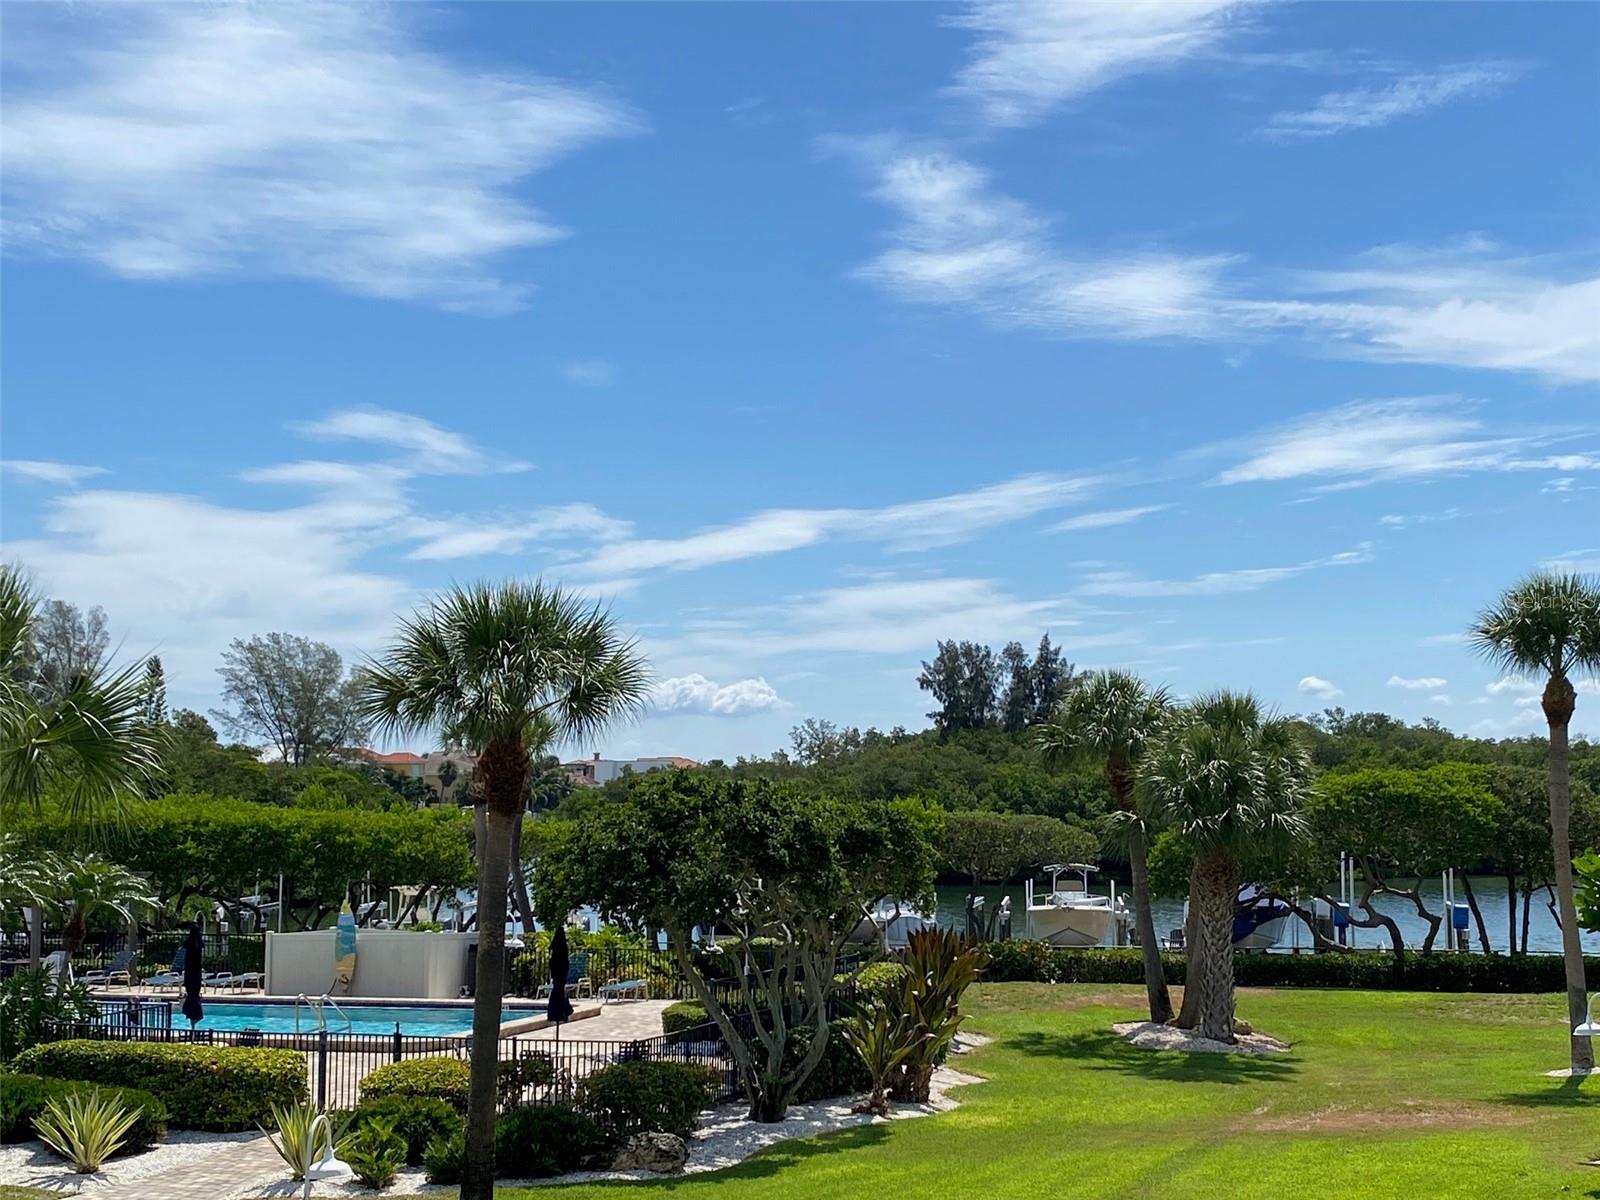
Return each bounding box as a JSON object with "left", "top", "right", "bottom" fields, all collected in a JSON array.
[{"left": 265, "top": 930, "right": 474, "bottom": 999}]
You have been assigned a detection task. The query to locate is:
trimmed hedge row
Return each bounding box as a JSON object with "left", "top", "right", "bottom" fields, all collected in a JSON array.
[
  {"left": 11, "top": 1040, "right": 307, "bottom": 1131},
  {"left": 980, "top": 941, "right": 1596, "bottom": 993},
  {"left": 0, "top": 1072, "right": 168, "bottom": 1151}
]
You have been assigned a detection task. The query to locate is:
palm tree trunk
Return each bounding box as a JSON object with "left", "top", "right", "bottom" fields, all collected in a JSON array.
[
  {"left": 1506, "top": 874, "right": 1518, "bottom": 955},
  {"left": 1126, "top": 824, "right": 1172, "bottom": 1023},
  {"left": 508, "top": 811, "right": 536, "bottom": 938},
  {"left": 1181, "top": 852, "right": 1238, "bottom": 1043},
  {"left": 1544, "top": 682, "right": 1593, "bottom": 1073},
  {"left": 1175, "top": 888, "right": 1201, "bottom": 1029},
  {"left": 462, "top": 803, "right": 515, "bottom": 1200}
]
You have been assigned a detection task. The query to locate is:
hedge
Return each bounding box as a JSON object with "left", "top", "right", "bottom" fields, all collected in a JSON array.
[
  {"left": 575, "top": 1060, "right": 719, "bottom": 1140},
  {"left": 495, "top": 1105, "right": 610, "bottom": 1178},
  {"left": 980, "top": 941, "right": 1597, "bottom": 993},
  {"left": 661, "top": 1001, "right": 711, "bottom": 1042},
  {"left": 351, "top": 1095, "right": 462, "bottom": 1166},
  {"left": 359, "top": 1056, "right": 471, "bottom": 1112},
  {"left": 0, "top": 1072, "right": 168, "bottom": 1152},
  {"left": 10, "top": 1041, "right": 305, "bottom": 1131}
]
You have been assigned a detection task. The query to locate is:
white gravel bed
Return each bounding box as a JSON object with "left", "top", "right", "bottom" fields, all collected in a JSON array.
[
  {"left": 231, "top": 1036, "right": 992, "bottom": 1197},
  {"left": 1112, "top": 1020, "right": 1290, "bottom": 1056},
  {"left": 0, "top": 1129, "right": 258, "bottom": 1193}
]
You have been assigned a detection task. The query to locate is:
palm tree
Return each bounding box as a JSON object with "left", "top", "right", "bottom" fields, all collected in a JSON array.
[
  {"left": 1036, "top": 670, "right": 1174, "bottom": 1023},
  {"left": 357, "top": 581, "right": 648, "bottom": 1200},
  {"left": 48, "top": 853, "right": 157, "bottom": 965},
  {"left": 1471, "top": 571, "right": 1600, "bottom": 1073},
  {"left": 1139, "top": 691, "right": 1310, "bottom": 1043}
]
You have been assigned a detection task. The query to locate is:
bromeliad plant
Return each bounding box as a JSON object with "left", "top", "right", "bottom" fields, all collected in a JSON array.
[
  {"left": 838, "top": 1000, "right": 921, "bottom": 1116},
  {"left": 886, "top": 929, "right": 987, "bottom": 1104},
  {"left": 34, "top": 1088, "right": 139, "bottom": 1173}
]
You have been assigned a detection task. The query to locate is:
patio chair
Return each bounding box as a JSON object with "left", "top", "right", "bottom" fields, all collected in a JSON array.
[
  {"left": 203, "top": 971, "right": 239, "bottom": 991},
  {"left": 536, "top": 951, "right": 591, "bottom": 1000},
  {"left": 230, "top": 971, "right": 265, "bottom": 991},
  {"left": 42, "top": 951, "right": 73, "bottom": 991},
  {"left": 144, "top": 946, "right": 187, "bottom": 992},
  {"left": 597, "top": 977, "right": 646, "bottom": 1004},
  {"left": 83, "top": 949, "right": 139, "bottom": 988}
]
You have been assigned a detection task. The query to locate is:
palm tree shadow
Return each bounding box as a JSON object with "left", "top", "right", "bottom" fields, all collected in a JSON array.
[
  {"left": 540, "top": 1125, "right": 894, "bottom": 1190},
  {"left": 1006, "top": 1029, "right": 1300, "bottom": 1085},
  {"left": 1496, "top": 1071, "right": 1598, "bottom": 1109}
]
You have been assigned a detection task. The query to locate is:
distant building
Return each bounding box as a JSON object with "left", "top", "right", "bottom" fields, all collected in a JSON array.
[
  {"left": 355, "top": 749, "right": 426, "bottom": 779},
  {"left": 563, "top": 752, "right": 699, "bottom": 788},
  {"left": 347, "top": 748, "right": 476, "bottom": 801}
]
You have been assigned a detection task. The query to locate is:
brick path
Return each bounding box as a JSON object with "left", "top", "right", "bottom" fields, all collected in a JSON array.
[{"left": 95, "top": 1136, "right": 283, "bottom": 1200}]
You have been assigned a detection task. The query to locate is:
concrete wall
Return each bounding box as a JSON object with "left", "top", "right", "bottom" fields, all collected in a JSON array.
[{"left": 265, "top": 930, "right": 474, "bottom": 999}]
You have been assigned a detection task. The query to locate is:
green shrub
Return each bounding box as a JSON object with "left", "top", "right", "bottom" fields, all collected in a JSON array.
[
  {"left": 0, "top": 971, "right": 99, "bottom": 1061},
  {"left": 786, "top": 1026, "right": 872, "bottom": 1104},
  {"left": 978, "top": 942, "right": 1597, "bottom": 993},
  {"left": 498, "top": 1050, "right": 560, "bottom": 1107},
  {"left": 575, "top": 1060, "right": 718, "bottom": 1139},
  {"left": 423, "top": 1130, "right": 464, "bottom": 1185},
  {"left": 661, "top": 1001, "right": 711, "bottom": 1042},
  {"left": 844, "top": 961, "right": 910, "bottom": 998},
  {"left": 358, "top": 1057, "right": 470, "bottom": 1112},
  {"left": 34, "top": 1088, "right": 142, "bottom": 1173},
  {"left": 339, "top": 1114, "right": 406, "bottom": 1189},
  {"left": 0, "top": 1073, "right": 166, "bottom": 1152},
  {"left": 10, "top": 1040, "right": 304, "bottom": 1131},
  {"left": 351, "top": 1095, "right": 461, "bottom": 1166},
  {"left": 495, "top": 1105, "right": 610, "bottom": 1178}
]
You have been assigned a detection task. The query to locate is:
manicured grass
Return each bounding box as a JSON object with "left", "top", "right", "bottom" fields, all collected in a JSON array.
[
  {"left": 436, "top": 984, "right": 1600, "bottom": 1199},
  {"left": 0, "top": 1188, "right": 60, "bottom": 1200}
]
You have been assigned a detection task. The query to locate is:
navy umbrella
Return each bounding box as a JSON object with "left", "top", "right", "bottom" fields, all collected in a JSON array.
[
  {"left": 547, "top": 927, "right": 574, "bottom": 1039},
  {"left": 180, "top": 922, "right": 204, "bottom": 1029}
]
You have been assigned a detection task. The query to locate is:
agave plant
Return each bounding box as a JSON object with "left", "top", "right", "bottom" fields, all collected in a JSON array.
[
  {"left": 34, "top": 1088, "right": 139, "bottom": 1173},
  {"left": 839, "top": 1000, "right": 921, "bottom": 1116},
  {"left": 262, "top": 1102, "right": 345, "bottom": 1181},
  {"left": 886, "top": 928, "right": 987, "bottom": 1104}
]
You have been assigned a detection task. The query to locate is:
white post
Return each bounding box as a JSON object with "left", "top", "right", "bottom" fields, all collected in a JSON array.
[{"left": 277, "top": 874, "right": 285, "bottom": 934}]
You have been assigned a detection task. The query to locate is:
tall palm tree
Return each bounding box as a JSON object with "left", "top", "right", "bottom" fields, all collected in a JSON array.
[
  {"left": 1036, "top": 670, "right": 1173, "bottom": 1023},
  {"left": 1472, "top": 571, "right": 1600, "bottom": 1073},
  {"left": 48, "top": 853, "right": 157, "bottom": 965},
  {"left": 1139, "top": 691, "right": 1310, "bottom": 1043},
  {"left": 358, "top": 581, "right": 648, "bottom": 1200}
]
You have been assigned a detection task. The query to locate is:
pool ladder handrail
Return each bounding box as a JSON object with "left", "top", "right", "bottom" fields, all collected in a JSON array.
[{"left": 292, "top": 992, "right": 354, "bottom": 1036}]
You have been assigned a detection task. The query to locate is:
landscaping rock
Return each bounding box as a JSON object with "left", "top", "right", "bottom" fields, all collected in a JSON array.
[{"left": 611, "top": 1132, "right": 688, "bottom": 1173}]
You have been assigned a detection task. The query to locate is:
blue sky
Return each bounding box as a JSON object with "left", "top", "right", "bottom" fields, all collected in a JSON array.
[{"left": 3, "top": 1, "right": 1597, "bottom": 760}]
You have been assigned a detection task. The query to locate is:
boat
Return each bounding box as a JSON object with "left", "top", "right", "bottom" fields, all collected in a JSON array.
[
  {"left": 847, "top": 897, "right": 934, "bottom": 949},
  {"left": 1024, "top": 864, "right": 1132, "bottom": 947},
  {"left": 1181, "top": 884, "right": 1292, "bottom": 950}
]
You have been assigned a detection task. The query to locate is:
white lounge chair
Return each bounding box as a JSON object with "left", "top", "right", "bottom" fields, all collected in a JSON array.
[
  {"left": 598, "top": 977, "right": 646, "bottom": 1003},
  {"left": 42, "top": 951, "right": 73, "bottom": 990}
]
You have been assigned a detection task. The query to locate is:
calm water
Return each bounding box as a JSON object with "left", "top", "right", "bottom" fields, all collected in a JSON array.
[
  {"left": 935, "top": 876, "right": 1598, "bottom": 955},
  {"left": 102, "top": 1001, "right": 527, "bottom": 1036}
]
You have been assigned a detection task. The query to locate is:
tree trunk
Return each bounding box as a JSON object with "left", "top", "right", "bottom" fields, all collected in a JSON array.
[
  {"left": 1506, "top": 874, "right": 1519, "bottom": 955},
  {"left": 1126, "top": 823, "right": 1172, "bottom": 1024},
  {"left": 1175, "top": 887, "right": 1201, "bottom": 1028},
  {"left": 1544, "top": 681, "right": 1593, "bottom": 1073},
  {"left": 460, "top": 735, "right": 530, "bottom": 1200},
  {"left": 1178, "top": 852, "right": 1238, "bottom": 1043},
  {"left": 508, "top": 811, "right": 536, "bottom": 938},
  {"left": 1459, "top": 874, "right": 1493, "bottom": 954}
]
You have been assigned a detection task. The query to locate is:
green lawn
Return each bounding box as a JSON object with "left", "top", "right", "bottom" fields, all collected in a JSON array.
[{"left": 460, "top": 984, "right": 1599, "bottom": 1198}]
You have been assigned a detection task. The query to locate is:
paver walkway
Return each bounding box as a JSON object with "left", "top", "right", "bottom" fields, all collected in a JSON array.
[{"left": 95, "top": 1135, "right": 282, "bottom": 1200}]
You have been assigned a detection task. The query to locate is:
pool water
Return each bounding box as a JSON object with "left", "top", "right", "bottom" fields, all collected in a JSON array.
[{"left": 173, "top": 1002, "right": 516, "bottom": 1037}]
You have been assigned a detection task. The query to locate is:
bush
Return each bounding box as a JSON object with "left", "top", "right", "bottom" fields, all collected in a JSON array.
[
  {"left": 339, "top": 1114, "right": 406, "bottom": 1189},
  {"left": 576, "top": 1060, "right": 718, "bottom": 1139},
  {"left": 34, "top": 1088, "right": 143, "bottom": 1173},
  {"left": 498, "top": 1050, "right": 560, "bottom": 1107},
  {"left": 494, "top": 1105, "right": 610, "bottom": 1178},
  {"left": 786, "top": 1026, "right": 872, "bottom": 1104},
  {"left": 843, "top": 961, "right": 911, "bottom": 999},
  {"left": 423, "top": 1130, "right": 464, "bottom": 1185},
  {"left": 10, "top": 1040, "right": 304, "bottom": 1131},
  {"left": 0, "top": 971, "right": 99, "bottom": 1060},
  {"left": 979, "top": 942, "right": 1599, "bottom": 993},
  {"left": 358, "top": 1057, "right": 471, "bottom": 1112},
  {"left": 0, "top": 1073, "right": 167, "bottom": 1152},
  {"left": 350, "top": 1095, "right": 461, "bottom": 1167},
  {"left": 661, "top": 1001, "right": 711, "bottom": 1042}
]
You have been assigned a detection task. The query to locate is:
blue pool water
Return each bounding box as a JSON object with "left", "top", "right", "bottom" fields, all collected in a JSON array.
[{"left": 161, "top": 1002, "right": 524, "bottom": 1037}]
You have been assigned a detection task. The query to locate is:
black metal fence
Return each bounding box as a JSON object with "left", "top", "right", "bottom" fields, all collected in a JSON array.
[
  {"left": 39, "top": 1017, "right": 740, "bottom": 1113},
  {"left": 0, "top": 931, "right": 265, "bottom": 977}
]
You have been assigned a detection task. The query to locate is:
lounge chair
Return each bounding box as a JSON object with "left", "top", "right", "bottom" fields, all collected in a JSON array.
[
  {"left": 598, "top": 977, "right": 646, "bottom": 1004},
  {"left": 536, "top": 952, "right": 591, "bottom": 1000},
  {"left": 42, "top": 951, "right": 73, "bottom": 990},
  {"left": 83, "top": 950, "right": 138, "bottom": 988},
  {"left": 144, "top": 946, "right": 187, "bottom": 991}
]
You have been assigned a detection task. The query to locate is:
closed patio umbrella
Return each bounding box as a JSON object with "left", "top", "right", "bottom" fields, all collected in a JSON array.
[
  {"left": 547, "top": 927, "right": 573, "bottom": 1044},
  {"left": 180, "top": 922, "right": 204, "bottom": 1030}
]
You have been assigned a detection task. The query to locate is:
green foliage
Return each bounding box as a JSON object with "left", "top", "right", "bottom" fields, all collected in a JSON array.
[
  {"left": 0, "top": 1073, "right": 166, "bottom": 1151},
  {"left": 1576, "top": 849, "right": 1600, "bottom": 933},
  {"left": 262, "top": 1102, "right": 345, "bottom": 1181},
  {"left": 785, "top": 1026, "right": 872, "bottom": 1104},
  {"left": 0, "top": 969, "right": 99, "bottom": 1060},
  {"left": 941, "top": 810, "right": 1097, "bottom": 884},
  {"left": 339, "top": 1113, "right": 407, "bottom": 1189},
  {"left": 11, "top": 1039, "right": 306, "bottom": 1130},
  {"left": 358, "top": 1056, "right": 471, "bottom": 1112},
  {"left": 660, "top": 1001, "right": 710, "bottom": 1041},
  {"left": 350, "top": 1095, "right": 461, "bottom": 1166},
  {"left": 979, "top": 940, "right": 1598, "bottom": 992},
  {"left": 495, "top": 1105, "right": 610, "bottom": 1178},
  {"left": 1308, "top": 764, "right": 1502, "bottom": 875},
  {"left": 884, "top": 929, "right": 986, "bottom": 1102},
  {"left": 33, "top": 1087, "right": 140, "bottom": 1172},
  {"left": 498, "top": 1050, "right": 561, "bottom": 1108},
  {"left": 844, "top": 961, "right": 911, "bottom": 998},
  {"left": 839, "top": 1000, "right": 920, "bottom": 1113},
  {"left": 422, "top": 1129, "right": 465, "bottom": 1185},
  {"left": 575, "top": 1060, "right": 719, "bottom": 1139}
]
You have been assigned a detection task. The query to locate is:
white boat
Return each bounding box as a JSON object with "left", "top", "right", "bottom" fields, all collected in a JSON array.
[
  {"left": 1025, "top": 864, "right": 1131, "bottom": 947},
  {"left": 1182, "top": 885, "right": 1292, "bottom": 950},
  {"left": 848, "top": 897, "right": 934, "bottom": 949}
]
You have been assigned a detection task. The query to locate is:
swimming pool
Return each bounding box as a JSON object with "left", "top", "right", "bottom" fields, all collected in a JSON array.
[{"left": 104, "top": 1001, "right": 539, "bottom": 1037}]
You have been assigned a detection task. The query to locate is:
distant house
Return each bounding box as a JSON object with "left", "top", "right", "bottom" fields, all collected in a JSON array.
[
  {"left": 563, "top": 752, "right": 700, "bottom": 788},
  {"left": 348, "top": 748, "right": 476, "bottom": 801},
  {"left": 355, "top": 749, "right": 426, "bottom": 779}
]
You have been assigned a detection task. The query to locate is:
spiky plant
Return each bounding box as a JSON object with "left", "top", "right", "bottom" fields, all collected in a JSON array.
[{"left": 34, "top": 1088, "right": 139, "bottom": 1173}]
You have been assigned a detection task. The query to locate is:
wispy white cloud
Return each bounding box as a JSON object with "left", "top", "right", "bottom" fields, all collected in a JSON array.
[
  {"left": 1213, "top": 396, "right": 1600, "bottom": 488},
  {"left": 288, "top": 406, "right": 529, "bottom": 471},
  {"left": 408, "top": 505, "right": 632, "bottom": 561},
  {"left": 563, "top": 360, "right": 617, "bottom": 388},
  {"left": 1389, "top": 675, "right": 1447, "bottom": 690},
  {"left": 1545, "top": 549, "right": 1600, "bottom": 575},
  {"left": 1378, "top": 508, "right": 1463, "bottom": 528},
  {"left": 2, "top": 460, "right": 108, "bottom": 487},
  {"left": 578, "top": 473, "right": 1097, "bottom": 577},
  {"left": 1050, "top": 505, "right": 1169, "bottom": 532},
  {"left": 1298, "top": 674, "right": 1342, "bottom": 699},
  {"left": 1078, "top": 545, "right": 1371, "bottom": 598},
  {"left": 1, "top": 3, "right": 642, "bottom": 313},
  {"left": 1486, "top": 677, "right": 1539, "bottom": 697},
  {"left": 945, "top": 0, "right": 1259, "bottom": 128},
  {"left": 1259, "top": 61, "right": 1524, "bottom": 142},
  {"left": 651, "top": 674, "right": 781, "bottom": 718}
]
